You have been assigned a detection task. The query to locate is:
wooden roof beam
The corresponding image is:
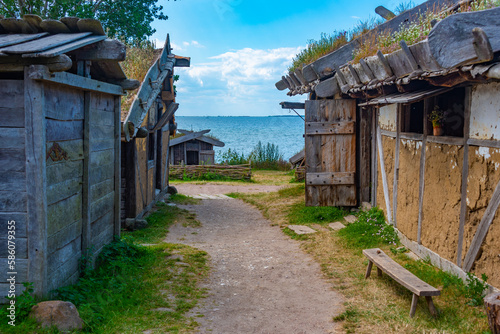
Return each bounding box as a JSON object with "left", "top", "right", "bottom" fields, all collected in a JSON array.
[
  {"left": 280, "top": 102, "right": 305, "bottom": 109},
  {"left": 174, "top": 55, "right": 190, "bottom": 67},
  {"left": 69, "top": 39, "right": 126, "bottom": 61}
]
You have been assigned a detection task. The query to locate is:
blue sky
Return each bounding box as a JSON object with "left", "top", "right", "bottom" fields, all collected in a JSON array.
[{"left": 151, "top": 0, "right": 424, "bottom": 116}]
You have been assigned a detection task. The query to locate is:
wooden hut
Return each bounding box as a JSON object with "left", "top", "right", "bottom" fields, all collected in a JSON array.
[
  {"left": 120, "top": 36, "right": 190, "bottom": 221},
  {"left": 275, "top": 2, "right": 500, "bottom": 288},
  {"left": 0, "top": 17, "right": 139, "bottom": 298},
  {"left": 169, "top": 129, "right": 225, "bottom": 165}
]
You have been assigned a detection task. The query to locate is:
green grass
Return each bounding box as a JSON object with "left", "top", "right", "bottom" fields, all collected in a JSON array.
[
  {"left": 0, "top": 238, "right": 209, "bottom": 333},
  {"left": 167, "top": 193, "right": 201, "bottom": 205},
  {"left": 121, "top": 202, "right": 180, "bottom": 244},
  {"left": 287, "top": 200, "right": 347, "bottom": 226},
  {"left": 337, "top": 207, "right": 399, "bottom": 249},
  {"left": 0, "top": 200, "right": 209, "bottom": 333}
]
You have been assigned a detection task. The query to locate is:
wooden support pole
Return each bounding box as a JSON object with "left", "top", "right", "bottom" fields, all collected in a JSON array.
[
  {"left": 113, "top": 95, "right": 121, "bottom": 237},
  {"left": 82, "top": 91, "right": 91, "bottom": 252},
  {"left": 25, "top": 65, "right": 48, "bottom": 298},
  {"left": 418, "top": 98, "right": 431, "bottom": 244},
  {"left": 377, "top": 123, "right": 393, "bottom": 223},
  {"left": 463, "top": 178, "right": 500, "bottom": 272},
  {"left": 393, "top": 105, "right": 401, "bottom": 227},
  {"left": 372, "top": 108, "right": 378, "bottom": 207},
  {"left": 457, "top": 87, "right": 471, "bottom": 266}
]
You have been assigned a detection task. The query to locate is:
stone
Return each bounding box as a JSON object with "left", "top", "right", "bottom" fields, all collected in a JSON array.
[
  {"left": 287, "top": 225, "right": 317, "bottom": 235},
  {"left": 124, "top": 218, "right": 136, "bottom": 231},
  {"left": 151, "top": 307, "right": 174, "bottom": 312},
  {"left": 405, "top": 251, "right": 420, "bottom": 261},
  {"left": 124, "top": 218, "right": 148, "bottom": 231},
  {"left": 167, "top": 186, "right": 178, "bottom": 195},
  {"left": 344, "top": 215, "right": 358, "bottom": 224},
  {"left": 361, "top": 202, "right": 372, "bottom": 211},
  {"left": 328, "top": 222, "right": 346, "bottom": 231},
  {"left": 29, "top": 300, "right": 83, "bottom": 332},
  {"left": 135, "top": 219, "right": 148, "bottom": 230}
]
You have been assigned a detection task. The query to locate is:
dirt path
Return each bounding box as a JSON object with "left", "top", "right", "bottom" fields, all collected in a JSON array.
[{"left": 165, "top": 184, "right": 343, "bottom": 333}]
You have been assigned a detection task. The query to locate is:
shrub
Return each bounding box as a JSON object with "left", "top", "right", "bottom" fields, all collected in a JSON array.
[
  {"left": 219, "top": 148, "right": 248, "bottom": 165},
  {"left": 249, "top": 141, "right": 290, "bottom": 171}
]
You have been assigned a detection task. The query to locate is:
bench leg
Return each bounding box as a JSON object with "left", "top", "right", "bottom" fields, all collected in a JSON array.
[
  {"left": 365, "top": 260, "right": 373, "bottom": 279},
  {"left": 377, "top": 267, "right": 383, "bottom": 277},
  {"left": 425, "top": 296, "right": 438, "bottom": 317},
  {"left": 410, "top": 294, "right": 419, "bottom": 318}
]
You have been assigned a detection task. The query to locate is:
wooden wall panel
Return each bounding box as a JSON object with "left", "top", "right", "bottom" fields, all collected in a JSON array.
[
  {"left": 44, "top": 83, "right": 84, "bottom": 121},
  {"left": 0, "top": 108, "right": 25, "bottom": 127},
  {"left": 88, "top": 92, "right": 116, "bottom": 252}
]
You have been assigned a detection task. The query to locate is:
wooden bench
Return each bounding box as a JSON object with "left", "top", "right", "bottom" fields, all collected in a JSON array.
[{"left": 363, "top": 248, "right": 440, "bottom": 318}]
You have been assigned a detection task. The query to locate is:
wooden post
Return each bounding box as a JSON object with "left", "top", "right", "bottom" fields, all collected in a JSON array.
[
  {"left": 113, "top": 96, "right": 121, "bottom": 237},
  {"left": 25, "top": 65, "right": 48, "bottom": 298},
  {"left": 372, "top": 108, "right": 378, "bottom": 207},
  {"left": 417, "top": 98, "right": 431, "bottom": 244},
  {"left": 377, "top": 123, "right": 393, "bottom": 223},
  {"left": 485, "top": 292, "right": 500, "bottom": 334},
  {"left": 392, "top": 105, "right": 401, "bottom": 227},
  {"left": 82, "top": 91, "right": 91, "bottom": 252},
  {"left": 365, "top": 261, "right": 373, "bottom": 278},
  {"left": 457, "top": 87, "right": 471, "bottom": 266}
]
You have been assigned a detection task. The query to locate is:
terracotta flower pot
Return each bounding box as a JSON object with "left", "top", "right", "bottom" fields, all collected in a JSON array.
[{"left": 433, "top": 126, "right": 444, "bottom": 136}]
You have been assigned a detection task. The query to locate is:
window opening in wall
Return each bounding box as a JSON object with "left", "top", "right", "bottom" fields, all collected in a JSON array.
[
  {"left": 429, "top": 87, "right": 465, "bottom": 137},
  {"left": 148, "top": 132, "right": 155, "bottom": 162},
  {"left": 401, "top": 100, "right": 424, "bottom": 134},
  {"left": 399, "top": 86, "right": 465, "bottom": 138}
]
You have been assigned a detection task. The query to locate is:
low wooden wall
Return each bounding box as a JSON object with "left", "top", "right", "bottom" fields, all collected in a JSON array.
[{"left": 170, "top": 164, "right": 251, "bottom": 180}]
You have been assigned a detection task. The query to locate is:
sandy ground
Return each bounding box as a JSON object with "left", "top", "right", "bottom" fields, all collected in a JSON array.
[{"left": 165, "top": 184, "right": 343, "bottom": 333}]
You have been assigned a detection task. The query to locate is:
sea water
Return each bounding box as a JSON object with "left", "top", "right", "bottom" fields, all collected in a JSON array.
[{"left": 175, "top": 116, "right": 305, "bottom": 162}]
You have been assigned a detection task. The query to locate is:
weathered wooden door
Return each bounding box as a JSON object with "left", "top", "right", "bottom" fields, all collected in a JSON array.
[{"left": 305, "top": 99, "right": 357, "bottom": 206}]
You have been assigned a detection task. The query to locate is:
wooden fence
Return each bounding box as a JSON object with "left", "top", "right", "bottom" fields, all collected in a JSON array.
[{"left": 169, "top": 164, "right": 251, "bottom": 180}]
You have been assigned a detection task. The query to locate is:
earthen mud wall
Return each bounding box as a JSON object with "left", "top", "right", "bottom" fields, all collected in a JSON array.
[
  {"left": 464, "top": 147, "right": 500, "bottom": 287},
  {"left": 395, "top": 140, "right": 421, "bottom": 241},
  {"left": 420, "top": 143, "right": 463, "bottom": 262}
]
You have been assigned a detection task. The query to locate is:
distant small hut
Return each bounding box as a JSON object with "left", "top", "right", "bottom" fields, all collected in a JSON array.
[{"left": 169, "top": 129, "right": 225, "bottom": 165}]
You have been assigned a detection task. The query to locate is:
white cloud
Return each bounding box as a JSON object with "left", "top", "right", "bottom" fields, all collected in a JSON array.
[
  {"left": 170, "top": 41, "right": 184, "bottom": 52},
  {"left": 351, "top": 15, "right": 361, "bottom": 19},
  {"left": 184, "top": 46, "right": 302, "bottom": 98}
]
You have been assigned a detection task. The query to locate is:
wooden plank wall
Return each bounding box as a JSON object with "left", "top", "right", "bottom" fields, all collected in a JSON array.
[
  {"left": 44, "top": 83, "right": 85, "bottom": 292},
  {"left": 87, "top": 92, "right": 117, "bottom": 256},
  {"left": 0, "top": 80, "right": 28, "bottom": 296}
]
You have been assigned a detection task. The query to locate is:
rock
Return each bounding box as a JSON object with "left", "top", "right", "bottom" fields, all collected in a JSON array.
[
  {"left": 151, "top": 307, "right": 174, "bottom": 313},
  {"left": 344, "top": 215, "right": 357, "bottom": 224},
  {"left": 328, "top": 222, "right": 346, "bottom": 231},
  {"left": 405, "top": 251, "right": 420, "bottom": 261},
  {"left": 361, "top": 202, "right": 372, "bottom": 211},
  {"left": 287, "top": 225, "right": 317, "bottom": 235},
  {"left": 135, "top": 219, "right": 148, "bottom": 230},
  {"left": 124, "top": 218, "right": 148, "bottom": 231},
  {"left": 124, "top": 218, "right": 136, "bottom": 231},
  {"left": 167, "top": 186, "right": 178, "bottom": 195},
  {"left": 29, "top": 301, "right": 83, "bottom": 332}
]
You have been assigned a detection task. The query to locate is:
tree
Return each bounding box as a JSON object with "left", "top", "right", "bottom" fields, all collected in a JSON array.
[{"left": 0, "top": 0, "right": 169, "bottom": 44}]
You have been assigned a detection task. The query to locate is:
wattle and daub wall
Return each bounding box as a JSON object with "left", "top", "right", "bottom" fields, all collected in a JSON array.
[{"left": 377, "top": 82, "right": 500, "bottom": 287}]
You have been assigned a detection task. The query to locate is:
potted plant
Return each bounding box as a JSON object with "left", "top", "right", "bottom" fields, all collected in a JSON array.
[{"left": 428, "top": 106, "right": 447, "bottom": 136}]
